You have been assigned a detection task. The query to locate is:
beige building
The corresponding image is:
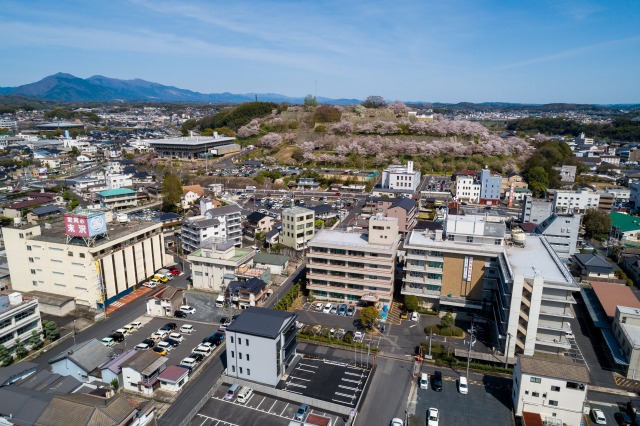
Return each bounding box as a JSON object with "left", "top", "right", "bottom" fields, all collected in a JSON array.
[
  {"left": 187, "top": 240, "right": 254, "bottom": 292},
  {"left": 2, "top": 219, "right": 166, "bottom": 309},
  {"left": 280, "top": 207, "right": 315, "bottom": 250},
  {"left": 307, "top": 215, "right": 400, "bottom": 308}
]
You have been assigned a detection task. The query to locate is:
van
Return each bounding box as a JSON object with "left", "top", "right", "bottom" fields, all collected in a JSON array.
[
  {"left": 100, "top": 337, "right": 115, "bottom": 347},
  {"left": 420, "top": 373, "right": 429, "bottom": 389},
  {"left": 180, "top": 324, "right": 194, "bottom": 334},
  {"left": 215, "top": 294, "right": 225, "bottom": 308},
  {"left": 224, "top": 384, "right": 240, "bottom": 401},
  {"left": 180, "top": 357, "right": 198, "bottom": 372},
  {"left": 157, "top": 269, "right": 173, "bottom": 279},
  {"left": 236, "top": 387, "right": 253, "bottom": 403},
  {"left": 129, "top": 321, "right": 142, "bottom": 330},
  {"left": 458, "top": 376, "right": 468, "bottom": 394},
  {"left": 192, "top": 344, "right": 213, "bottom": 356},
  {"left": 153, "top": 274, "right": 169, "bottom": 283},
  {"left": 123, "top": 324, "right": 136, "bottom": 334}
]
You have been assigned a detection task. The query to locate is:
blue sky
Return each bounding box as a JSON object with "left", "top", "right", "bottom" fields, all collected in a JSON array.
[{"left": 1, "top": 0, "right": 639, "bottom": 104}]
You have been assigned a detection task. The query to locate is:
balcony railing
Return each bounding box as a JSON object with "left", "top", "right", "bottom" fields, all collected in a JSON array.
[
  {"left": 539, "top": 309, "right": 574, "bottom": 319},
  {"left": 535, "top": 337, "right": 571, "bottom": 349},
  {"left": 540, "top": 294, "right": 577, "bottom": 304},
  {"left": 401, "top": 286, "right": 441, "bottom": 297}
]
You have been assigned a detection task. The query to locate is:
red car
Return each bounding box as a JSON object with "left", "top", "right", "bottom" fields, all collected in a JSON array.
[
  {"left": 334, "top": 192, "right": 341, "bottom": 197},
  {"left": 170, "top": 268, "right": 182, "bottom": 276}
]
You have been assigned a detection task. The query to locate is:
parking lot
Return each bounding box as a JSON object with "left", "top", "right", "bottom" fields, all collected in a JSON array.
[
  {"left": 410, "top": 369, "right": 513, "bottom": 426},
  {"left": 190, "top": 383, "right": 347, "bottom": 426},
  {"left": 296, "top": 302, "right": 362, "bottom": 330},
  {"left": 184, "top": 290, "right": 241, "bottom": 324},
  {"left": 110, "top": 316, "right": 222, "bottom": 370},
  {"left": 278, "top": 358, "right": 369, "bottom": 407},
  {"left": 585, "top": 392, "right": 631, "bottom": 426}
]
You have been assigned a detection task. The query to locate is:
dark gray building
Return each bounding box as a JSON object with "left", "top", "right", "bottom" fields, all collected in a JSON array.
[{"left": 225, "top": 307, "right": 298, "bottom": 386}]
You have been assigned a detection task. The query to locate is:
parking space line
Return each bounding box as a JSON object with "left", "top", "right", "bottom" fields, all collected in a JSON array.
[
  {"left": 338, "top": 384, "right": 359, "bottom": 391},
  {"left": 335, "top": 391, "right": 355, "bottom": 398},
  {"left": 255, "top": 396, "right": 266, "bottom": 409},
  {"left": 286, "top": 382, "right": 307, "bottom": 389},
  {"left": 280, "top": 403, "right": 289, "bottom": 416},
  {"left": 296, "top": 367, "right": 316, "bottom": 374},
  {"left": 269, "top": 400, "right": 277, "bottom": 412},
  {"left": 341, "top": 378, "right": 361, "bottom": 384},
  {"left": 196, "top": 414, "right": 239, "bottom": 426},
  {"left": 344, "top": 371, "right": 364, "bottom": 376},
  {"left": 298, "top": 363, "right": 319, "bottom": 369},
  {"left": 332, "top": 398, "right": 353, "bottom": 405},
  {"left": 289, "top": 376, "right": 311, "bottom": 381}
]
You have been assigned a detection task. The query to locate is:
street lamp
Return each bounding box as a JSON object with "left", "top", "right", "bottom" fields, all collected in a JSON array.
[
  {"left": 504, "top": 333, "right": 512, "bottom": 369},
  {"left": 466, "top": 324, "right": 476, "bottom": 378}
]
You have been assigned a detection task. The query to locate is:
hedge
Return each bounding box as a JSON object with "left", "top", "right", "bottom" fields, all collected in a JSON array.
[
  {"left": 424, "top": 324, "right": 464, "bottom": 337},
  {"left": 274, "top": 283, "right": 302, "bottom": 311},
  {"left": 419, "top": 342, "right": 513, "bottom": 374},
  {"left": 297, "top": 333, "right": 377, "bottom": 352}
]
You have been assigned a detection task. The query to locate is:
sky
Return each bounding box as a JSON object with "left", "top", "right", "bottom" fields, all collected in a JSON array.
[{"left": 1, "top": 0, "right": 639, "bottom": 104}]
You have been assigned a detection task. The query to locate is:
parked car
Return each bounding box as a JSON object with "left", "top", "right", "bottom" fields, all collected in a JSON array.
[
  {"left": 180, "top": 305, "right": 196, "bottom": 314},
  {"left": 170, "top": 268, "right": 183, "bottom": 276},
  {"left": 458, "top": 376, "right": 468, "bottom": 394},
  {"left": 433, "top": 371, "right": 443, "bottom": 392},
  {"left": 142, "top": 280, "right": 158, "bottom": 289},
  {"left": 190, "top": 352, "right": 205, "bottom": 362},
  {"left": 156, "top": 341, "right": 172, "bottom": 352},
  {"left": 410, "top": 311, "right": 419, "bottom": 322},
  {"left": 294, "top": 403, "right": 309, "bottom": 421},
  {"left": 591, "top": 408, "right": 606, "bottom": 425},
  {"left": 400, "top": 310, "right": 408, "bottom": 319},
  {"left": 322, "top": 303, "right": 332, "bottom": 314},
  {"left": 391, "top": 419, "right": 404, "bottom": 426},
  {"left": 427, "top": 408, "right": 439, "bottom": 426},
  {"left": 151, "top": 330, "right": 168, "bottom": 341},
  {"left": 330, "top": 305, "right": 338, "bottom": 314},
  {"left": 101, "top": 337, "right": 115, "bottom": 347},
  {"left": 180, "top": 324, "right": 194, "bottom": 334},
  {"left": 224, "top": 384, "right": 240, "bottom": 401},
  {"left": 314, "top": 302, "right": 324, "bottom": 312},
  {"left": 153, "top": 347, "right": 167, "bottom": 355},
  {"left": 109, "top": 332, "right": 125, "bottom": 343},
  {"left": 168, "top": 332, "right": 183, "bottom": 342},
  {"left": 160, "top": 322, "right": 177, "bottom": 331},
  {"left": 354, "top": 331, "right": 364, "bottom": 342},
  {"left": 174, "top": 310, "right": 187, "bottom": 318},
  {"left": 220, "top": 317, "right": 232, "bottom": 326},
  {"left": 180, "top": 357, "right": 198, "bottom": 372},
  {"left": 346, "top": 306, "right": 355, "bottom": 316},
  {"left": 615, "top": 411, "right": 632, "bottom": 426},
  {"left": 338, "top": 304, "right": 347, "bottom": 316}
]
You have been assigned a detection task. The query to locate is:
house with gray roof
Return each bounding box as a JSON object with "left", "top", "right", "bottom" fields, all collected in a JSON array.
[
  {"left": 49, "top": 339, "right": 115, "bottom": 382},
  {"left": 121, "top": 350, "right": 168, "bottom": 395},
  {"left": 252, "top": 252, "right": 289, "bottom": 275},
  {"left": 0, "top": 361, "right": 37, "bottom": 387},
  {"left": 99, "top": 349, "right": 138, "bottom": 388},
  {"left": 571, "top": 253, "right": 617, "bottom": 280}
]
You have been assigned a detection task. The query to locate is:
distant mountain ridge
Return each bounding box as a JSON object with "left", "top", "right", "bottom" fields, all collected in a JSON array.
[{"left": 0, "top": 73, "right": 361, "bottom": 105}]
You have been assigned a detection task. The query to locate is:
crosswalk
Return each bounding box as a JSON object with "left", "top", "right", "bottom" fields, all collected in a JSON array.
[{"left": 614, "top": 375, "right": 640, "bottom": 390}]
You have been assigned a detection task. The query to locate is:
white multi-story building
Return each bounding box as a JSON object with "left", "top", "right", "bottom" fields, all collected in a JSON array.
[
  {"left": 187, "top": 241, "right": 255, "bottom": 292},
  {"left": 402, "top": 212, "right": 580, "bottom": 360},
  {"left": 454, "top": 175, "right": 481, "bottom": 202},
  {"left": 105, "top": 174, "right": 133, "bottom": 190},
  {"left": 306, "top": 215, "right": 400, "bottom": 309},
  {"left": 381, "top": 161, "right": 421, "bottom": 192},
  {"left": 0, "top": 118, "right": 18, "bottom": 132},
  {"left": 603, "top": 188, "right": 631, "bottom": 203},
  {"left": 553, "top": 190, "right": 600, "bottom": 214},
  {"left": 280, "top": 207, "right": 315, "bottom": 250},
  {"left": 0, "top": 292, "right": 42, "bottom": 352},
  {"left": 181, "top": 205, "right": 242, "bottom": 253},
  {"left": 512, "top": 355, "right": 590, "bottom": 426},
  {"left": 2, "top": 216, "right": 166, "bottom": 309},
  {"left": 225, "top": 307, "right": 298, "bottom": 386}
]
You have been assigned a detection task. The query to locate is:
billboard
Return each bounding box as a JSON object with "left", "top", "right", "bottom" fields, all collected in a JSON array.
[{"left": 64, "top": 212, "right": 107, "bottom": 237}]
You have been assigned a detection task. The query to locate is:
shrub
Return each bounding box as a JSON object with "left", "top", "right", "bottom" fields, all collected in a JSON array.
[{"left": 424, "top": 324, "right": 464, "bottom": 337}]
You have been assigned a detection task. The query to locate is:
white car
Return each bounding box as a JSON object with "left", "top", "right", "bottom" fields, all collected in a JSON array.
[
  {"left": 180, "top": 324, "right": 194, "bottom": 334},
  {"left": 354, "top": 331, "right": 364, "bottom": 342},
  {"left": 458, "top": 376, "right": 468, "bottom": 394},
  {"left": 180, "top": 305, "right": 196, "bottom": 314},
  {"left": 391, "top": 419, "right": 404, "bottom": 426},
  {"left": 156, "top": 341, "right": 172, "bottom": 352},
  {"left": 410, "top": 311, "right": 419, "bottom": 321},
  {"left": 142, "top": 280, "right": 158, "bottom": 289},
  {"left": 323, "top": 303, "right": 332, "bottom": 314},
  {"left": 314, "top": 302, "right": 324, "bottom": 311},
  {"left": 427, "top": 408, "right": 439, "bottom": 426},
  {"left": 590, "top": 408, "right": 606, "bottom": 425},
  {"left": 169, "top": 332, "right": 183, "bottom": 342}
]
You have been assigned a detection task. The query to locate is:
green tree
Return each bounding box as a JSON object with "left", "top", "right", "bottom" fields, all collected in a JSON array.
[
  {"left": 526, "top": 166, "right": 549, "bottom": 196},
  {"left": 110, "top": 378, "right": 120, "bottom": 390},
  {"left": 583, "top": 208, "right": 612, "bottom": 240},
  {"left": 440, "top": 312, "right": 454, "bottom": 328},
  {"left": 314, "top": 219, "right": 325, "bottom": 229},
  {"left": 404, "top": 295, "right": 419, "bottom": 312},
  {"left": 362, "top": 96, "right": 387, "bottom": 109},
  {"left": 14, "top": 339, "right": 27, "bottom": 359},
  {"left": 181, "top": 118, "right": 198, "bottom": 136},
  {"left": 70, "top": 146, "right": 80, "bottom": 158},
  {"left": 0, "top": 344, "right": 12, "bottom": 366},
  {"left": 28, "top": 330, "right": 43, "bottom": 350},
  {"left": 304, "top": 95, "right": 318, "bottom": 109},
  {"left": 42, "top": 320, "right": 60, "bottom": 341},
  {"left": 359, "top": 306, "right": 381, "bottom": 329},
  {"left": 161, "top": 173, "right": 183, "bottom": 212}
]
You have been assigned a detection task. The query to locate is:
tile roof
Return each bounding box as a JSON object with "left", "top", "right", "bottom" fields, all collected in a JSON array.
[
  {"left": 246, "top": 211, "right": 267, "bottom": 222},
  {"left": 573, "top": 253, "right": 616, "bottom": 273},
  {"left": 590, "top": 281, "right": 640, "bottom": 319},
  {"left": 0, "top": 361, "right": 38, "bottom": 386},
  {"left": 6, "top": 197, "right": 53, "bottom": 209},
  {"left": 183, "top": 184, "right": 205, "bottom": 196},
  {"left": 124, "top": 350, "right": 167, "bottom": 375},
  {"left": 49, "top": 339, "right": 114, "bottom": 374},
  {"left": 34, "top": 393, "right": 137, "bottom": 426},
  {"left": 99, "top": 350, "right": 138, "bottom": 375},
  {"left": 30, "top": 205, "right": 65, "bottom": 216},
  {"left": 518, "top": 355, "right": 590, "bottom": 384},
  {"left": 205, "top": 205, "right": 242, "bottom": 217}
]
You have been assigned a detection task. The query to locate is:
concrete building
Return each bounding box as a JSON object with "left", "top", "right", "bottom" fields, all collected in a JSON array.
[
  {"left": 181, "top": 184, "right": 205, "bottom": 209},
  {"left": 504, "top": 187, "right": 533, "bottom": 204},
  {"left": 252, "top": 252, "right": 289, "bottom": 276},
  {"left": 381, "top": 161, "right": 421, "bottom": 192},
  {"left": 611, "top": 212, "right": 640, "bottom": 245},
  {"left": 105, "top": 174, "right": 133, "bottom": 190},
  {"left": 402, "top": 213, "right": 580, "bottom": 359},
  {"left": 244, "top": 212, "right": 275, "bottom": 237},
  {"left": 612, "top": 306, "right": 640, "bottom": 380},
  {"left": 512, "top": 355, "right": 590, "bottom": 426},
  {"left": 49, "top": 339, "right": 114, "bottom": 382},
  {"left": 157, "top": 366, "right": 190, "bottom": 393},
  {"left": 575, "top": 132, "right": 594, "bottom": 146},
  {"left": 98, "top": 188, "right": 138, "bottom": 210},
  {"left": 603, "top": 188, "right": 631, "bottom": 203},
  {"left": 531, "top": 213, "right": 581, "bottom": 259},
  {"left": 454, "top": 175, "right": 481, "bottom": 203},
  {"left": 225, "top": 307, "right": 298, "bottom": 387},
  {"left": 0, "top": 292, "right": 42, "bottom": 352},
  {"left": 364, "top": 197, "right": 418, "bottom": 234},
  {"left": 553, "top": 190, "right": 600, "bottom": 214},
  {"left": 187, "top": 240, "right": 254, "bottom": 293},
  {"left": 307, "top": 215, "right": 400, "bottom": 309},
  {"left": 280, "top": 207, "right": 315, "bottom": 250},
  {"left": 479, "top": 167, "right": 502, "bottom": 204},
  {"left": 501, "top": 173, "right": 528, "bottom": 197},
  {"left": 146, "top": 133, "right": 236, "bottom": 159},
  {"left": 552, "top": 165, "right": 577, "bottom": 184},
  {"left": 2, "top": 215, "right": 166, "bottom": 309},
  {"left": 181, "top": 205, "right": 242, "bottom": 253},
  {"left": 146, "top": 287, "right": 184, "bottom": 317},
  {"left": 121, "top": 350, "right": 168, "bottom": 396},
  {"left": 598, "top": 193, "right": 615, "bottom": 212}
]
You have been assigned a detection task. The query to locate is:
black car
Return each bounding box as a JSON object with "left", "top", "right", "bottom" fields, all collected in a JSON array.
[
  {"left": 141, "top": 338, "right": 155, "bottom": 347},
  {"left": 190, "top": 352, "right": 205, "bottom": 362},
  {"left": 615, "top": 411, "right": 632, "bottom": 426},
  {"left": 110, "top": 332, "right": 125, "bottom": 343},
  {"left": 219, "top": 317, "right": 231, "bottom": 326},
  {"left": 160, "top": 322, "right": 178, "bottom": 331},
  {"left": 433, "top": 371, "right": 443, "bottom": 392},
  {"left": 163, "top": 338, "right": 180, "bottom": 347},
  {"left": 174, "top": 310, "right": 187, "bottom": 318}
]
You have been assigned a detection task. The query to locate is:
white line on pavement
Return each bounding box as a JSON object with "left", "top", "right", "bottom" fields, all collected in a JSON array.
[
  {"left": 280, "top": 403, "right": 289, "bottom": 416},
  {"left": 255, "top": 396, "right": 266, "bottom": 410},
  {"left": 286, "top": 382, "right": 307, "bottom": 389},
  {"left": 335, "top": 391, "right": 356, "bottom": 398}
]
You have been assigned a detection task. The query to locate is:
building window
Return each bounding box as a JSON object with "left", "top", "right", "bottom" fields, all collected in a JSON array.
[
  {"left": 239, "top": 367, "right": 243, "bottom": 374},
  {"left": 239, "top": 353, "right": 242, "bottom": 360},
  {"left": 548, "top": 400, "right": 558, "bottom": 406},
  {"left": 246, "top": 339, "right": 249, "bottom": 346},
  {"left": 230, "top": 336, "right": 234, "bottom": 343},
  {"left": 30, "top": 269, "right": 36, "bottom": 275},
  {"left": 532, "top": 392, "right": 539, "bottom": 397},
  {"left": 466, "top": 236, "right": 473, "bottom": 243},
  {"left": 231, "top": 351, "right": 234, "bottom": 358},
  {"left": 79, "top": 253, "right": 85, "bottom": 258},
  {"left": 247, "top": 368, "right": 250, "bottom": 376},
  {"left": 551, "top": 386, "right": 560, "bottom": 392},
  {"left": 246, "top": 354, "right": 250, "bottom": 361},
  {"left": 231, "top": 365, "right": 235, "bottom": 373},
  {"left": 530, "top": 377, "right": 541, "bottom": 383}
]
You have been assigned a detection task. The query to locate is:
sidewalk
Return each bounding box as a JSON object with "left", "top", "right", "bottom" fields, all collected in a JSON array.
[{"left": 105, "top": 285, "right": 155, "bottom": 315}]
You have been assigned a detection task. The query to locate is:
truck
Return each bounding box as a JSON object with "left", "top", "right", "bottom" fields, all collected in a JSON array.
[{"left": 246, "top": 185, "right": 256, "bottom": 192}]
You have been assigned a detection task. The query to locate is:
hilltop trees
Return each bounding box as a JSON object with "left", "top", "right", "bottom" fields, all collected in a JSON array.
[{"left": 362, "top": 96, "right": 387, "bottom": 109}]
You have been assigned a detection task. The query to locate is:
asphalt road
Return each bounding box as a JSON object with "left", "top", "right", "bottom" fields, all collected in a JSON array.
[{"left": 158, "top": 263, "right": 306, "bottom": 426}]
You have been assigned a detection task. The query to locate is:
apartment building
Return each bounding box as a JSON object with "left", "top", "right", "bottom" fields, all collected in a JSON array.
[
  {"left": 0, "top": 292, "right": 42, "bottom": 352},
  {"left": 2, "top": 215, "right": 166, "bottom": 309},
  {"left": 98, "top": 188, "right": 138, "bottom": 210},
  {"left": 280, "top": 207, "right": 315, "bottom": 250},
  {"left": 531, "top": 213, "right": 581, "bottom": 259},
  {"left": 512, "top": 355, "right": 589, "bottom": 426},
  {"left": 521, "top": 196, "right": 554, "bottom": 223},
  {"left": 225, "top": 307, "right": 298, "bottom": 386},
  {"left": 307, "top": 215, "right": 400, "bottom": 309},
  {"left": 381, "top": 161, "right": 421, "bottom": 192},
  {"left": 454, "top": 175, "right": 481, "bottom": 202},
  {"left": 553, "top": 190, "right": 600, "bottom": 214},
  {"left": 479, "top": 168, "right": 502, "bottom": 203},
  {"left": 364, "top": 197, "right": 418, "bottom": 234},
  {"left": 187, "top": 240, "right": 254, "bottom": 292},
  {"left": 181, "top": 205, "right": 242, "bottom": 253},
  {"left": 552, "top": 165, "right": 577, "bottom": 183},
  {"left": 612, "top": 306, "right": 640, "bottom": 380},
  {"left": 402, "top": 212, "right": 580, "bottom": 359}
]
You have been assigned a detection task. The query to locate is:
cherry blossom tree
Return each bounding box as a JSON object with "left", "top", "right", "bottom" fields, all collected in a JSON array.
[
  {"left": 258, "top": 133, "right": 282, "bottom": 148},
  {"left": 389, "top": 100, "right": 410, "bottom": 116}
]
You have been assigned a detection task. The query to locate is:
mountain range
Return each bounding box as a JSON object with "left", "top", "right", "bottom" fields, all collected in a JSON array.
[{"left": 0, "top": 73, "right": 361, "bottom": 105}]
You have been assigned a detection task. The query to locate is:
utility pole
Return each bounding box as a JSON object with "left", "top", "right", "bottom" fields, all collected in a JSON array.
[
  {"left": 466, "top": 323, "right": 475, "bottom": 378},
  {"left": 504, "top": 333, "right": 512, "bottom": 369}
]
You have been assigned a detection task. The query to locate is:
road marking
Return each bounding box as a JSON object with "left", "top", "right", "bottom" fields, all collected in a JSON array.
[
  {"left": 335, "top": 391, "right": 355, "bottom": 398},
  {"left": 289, "top": 376, "right": 311, "bottom": 381},
  {"left": 341, "top": 378, "right": 361, "bottom": 384},
  {"left": 587, "top": 400, "right": 620, "bottom": 407},
  {"left": 269, "top": 400, "right": 277, "bottom": 412},
  {"left": 339, "top": 384, "right": 359, "bottom": 391},
  {"left": 344, "top": 371, "right": 363, "bottom": 377},
  {"left": 332, "top": 398, "right": 354, "bottom": 405},
  {"left": 286, "top": 382, "right": 307, "bottom": 389},
  {"left": 196, "top": 414, "right": 239, "bottom": 426},
  {"left": 255, "top": 396, "right": 266, "bottom": 409},
  {"left": 280, "top": 403, "right": 289, "bottom": 416},
  {"left": 298, "top": 363, "right": 319, "bottom": 369},
  {"left": 296, "top": 368, "right": 316, "bottom": 374}
]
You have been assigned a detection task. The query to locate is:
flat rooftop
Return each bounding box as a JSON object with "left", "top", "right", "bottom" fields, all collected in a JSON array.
[
  {"left": 311, "top": 229, "right": 398, "bottom": 251},
  {"left": 505, "top": 235, "right": 576, "bottom": 287},
  {"left": 406, "top": 229, "right": 505, "bottom": 256},
  {"left": 146, "top": 135, "right": 235, "bottom": 146},
  {"left": 591, "top": 281, "right": 640, "bottom": 319},
  {"left": 22, "top": 219, "right": 161, "bottom": 248}
]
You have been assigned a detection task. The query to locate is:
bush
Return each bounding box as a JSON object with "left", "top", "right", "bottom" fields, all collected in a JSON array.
[
  {"left": 424, "top": 324, "right": 464, "bottom": 337},
  {"left": 419, "top": 342, "right": 513, "bottom": 374},
  {"left": 274, "top": 283, "right": 302, "bottom": 311},
  {"left": 418, "top": 308, "right": 438, "bottom": 316},
  {"left": 297, "top": 333, "right": 376, "bottom": 351},
  {"left": 404, "top": 295, "right": 419, "bottom": 312}
]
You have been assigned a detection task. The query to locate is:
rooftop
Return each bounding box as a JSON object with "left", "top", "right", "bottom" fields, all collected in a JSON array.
[
  {"left": 157, "top": 365, "right": 189, "bottom": 383},
  {"left": 253, "top": 252, "right": 289, "bottom": 266},
  {"left": 226, "top": 307, "right": 296, "bottom": 339},
  {"left": 611, "top": 211, "right": 640, "bottom": 233},
  {"left": 98, "top": 188, "right": 136, "bottom": 197},
  {"left": 35, "top": 393, "right": 138, "bottom": 426},
  {"left": 591, "top": 281, "right": 640, "bottom": 319},
  {"left": 49, "top": 339, "right": 114, "bottom": 374},
  {"left": 146, "top": 135, "right": 235, "bottom": 146},
  {"left": 506, "top": 235, "right": 576, "bottom": 286},
  {"left": 310, "top": 229, "right": 399, "bottom": 251},
  {"left": 283, "top": 206, "right": 314, "bottom": 215},
  {"left": 124, "top": 350, "right": 167, "bottom": 375},
  {"left": 518, "top": 355, "right": 590, "bottom": 384}
]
